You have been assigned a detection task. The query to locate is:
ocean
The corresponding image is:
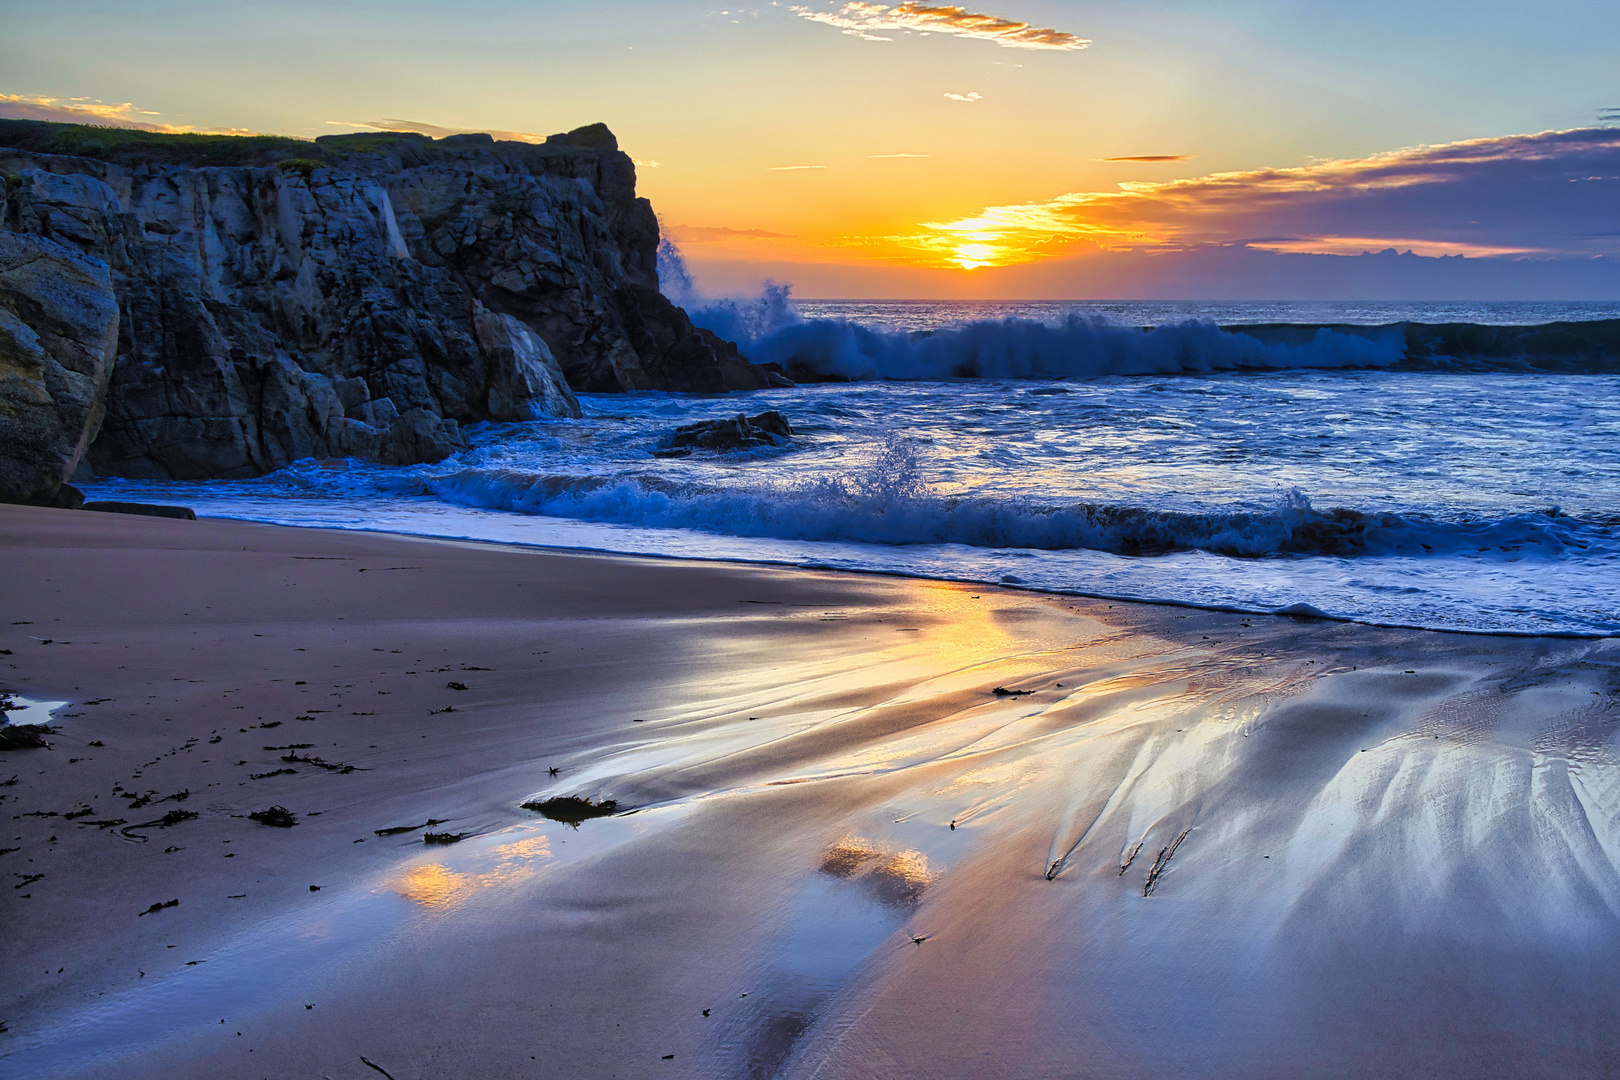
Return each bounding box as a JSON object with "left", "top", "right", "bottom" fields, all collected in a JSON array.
[{"left": 83, "top": 298, "right": 1620, "bottom": 637}]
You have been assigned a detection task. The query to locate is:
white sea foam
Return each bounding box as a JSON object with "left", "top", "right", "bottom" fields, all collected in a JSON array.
[{"left": 398, "top": 455, "right": 1602, "bottom": 563}]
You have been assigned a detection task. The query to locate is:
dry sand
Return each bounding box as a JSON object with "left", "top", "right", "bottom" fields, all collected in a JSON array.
[{"left": 3, "top": 502, "right": 1619, "bottom": 1079}]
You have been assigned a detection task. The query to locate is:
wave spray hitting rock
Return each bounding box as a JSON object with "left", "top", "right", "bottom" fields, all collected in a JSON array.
[{"left": 0, "top": 120, "right": 775, "bottom": 494}]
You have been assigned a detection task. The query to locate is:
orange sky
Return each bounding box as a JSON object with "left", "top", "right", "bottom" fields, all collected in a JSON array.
[{"left": 3, "top": 1, "right": 1618, "bottom": 297}]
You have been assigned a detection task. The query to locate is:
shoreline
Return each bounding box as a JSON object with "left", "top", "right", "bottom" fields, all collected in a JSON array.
[
  {"left": 74, "top": 499, "right": 1620, "bottom": 641},
  {"left": 6, "top": 503, "right": 1620, "bottom": 1078}
]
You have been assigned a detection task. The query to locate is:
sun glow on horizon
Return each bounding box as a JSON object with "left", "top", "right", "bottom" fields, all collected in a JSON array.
[{"left": 868, "top": 199, "right": 1138, "bottom": 271}]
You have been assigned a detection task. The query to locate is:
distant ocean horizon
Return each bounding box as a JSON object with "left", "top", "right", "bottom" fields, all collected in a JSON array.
[
  {"left": 83, "top": 296, "right": 1620, "bottom": 637},
  {"left": 794, "top": 298, "right": 1620, "bottom": 328}
]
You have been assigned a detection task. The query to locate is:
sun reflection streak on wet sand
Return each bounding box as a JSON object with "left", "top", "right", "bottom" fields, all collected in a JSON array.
[{"left": 391, "top": 833, "right": 555, "bottom": 912}]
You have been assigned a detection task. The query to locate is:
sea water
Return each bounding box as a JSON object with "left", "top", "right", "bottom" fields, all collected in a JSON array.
[{"left": 82, "top": 299, "right": 1620, "bottom": 636}]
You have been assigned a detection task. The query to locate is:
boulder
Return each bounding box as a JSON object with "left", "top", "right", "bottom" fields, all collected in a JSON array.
[
  {"left": 472, "top": 305, "right": 582, "bottom": 420},
  {"left": 654, "top": 410, "right": 794, "bottom": 457},
  {"left": 0, "top": 230, "right": 118, "bottom": 504}
]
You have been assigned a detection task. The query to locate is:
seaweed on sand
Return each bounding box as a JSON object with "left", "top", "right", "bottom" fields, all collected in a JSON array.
[
  {"left": 373, "top": 818, "right": 447, "bottom": 837},
  {"left": 249, "top": 805, "right": 297, "bottom": 827},
  {"left": 118, "top": 808, "right": 199, "bottom": 842},
  {"left": 520, "top": 796, "right": 619, "bottom": 824},
  {"left": 0, "top": 724, "right": 53, "bottom": 750}
]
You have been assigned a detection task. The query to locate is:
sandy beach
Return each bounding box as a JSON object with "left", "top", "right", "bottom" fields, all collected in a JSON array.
[{"left": 3, "top": 502, "right": 1620, "bottom": 1078}]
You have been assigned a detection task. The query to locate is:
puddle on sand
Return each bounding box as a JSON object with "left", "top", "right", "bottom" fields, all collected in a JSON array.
[
  {"left": 1, "top": 809, "right": 684, "bottom": 1079},
  {"left": 0, "top": 692, "right": 70, "bottom": 727}
]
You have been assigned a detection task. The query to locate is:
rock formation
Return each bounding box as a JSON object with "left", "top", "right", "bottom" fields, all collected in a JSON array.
[
  {"left": 0, "top": 119, "right": 770, "bottom": 487},
  {"left": 653, "top": 410, "right": 795, "bottom": 457},
  {"left": 0, "top": 229, "right": 118, "bottom": 504}
]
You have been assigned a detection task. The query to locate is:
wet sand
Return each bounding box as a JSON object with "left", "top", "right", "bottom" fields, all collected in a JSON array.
[{"left": 3, "top": 502, "right": 1620, "bottom": 1078}]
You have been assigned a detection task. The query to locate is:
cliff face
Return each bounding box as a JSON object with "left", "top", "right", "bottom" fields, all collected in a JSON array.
[
  {"left": 0, "top": 123, "right": 764, "bottom": 483},
  {"left": 0, "top": 230, "right": 119, "bottom": 502}
]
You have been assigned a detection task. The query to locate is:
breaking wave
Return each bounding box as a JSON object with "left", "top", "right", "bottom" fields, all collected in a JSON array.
[
  {"left": 677, "top": 278, "right": 1620, "bottom": 379},
  {"left": 379, "top": 440, "right": 1609, "bottom": 563},
  {"left": 687, "top": 286, "right": 1406, "bottom": 380}
]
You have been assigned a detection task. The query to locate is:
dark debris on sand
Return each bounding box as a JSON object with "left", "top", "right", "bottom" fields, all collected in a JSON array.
[
  {"left": 119, "top": 808, "right": 200, "bottom": 841},
  {"left": 374, "top": 818, "right": 447, "bottom": 837},
  {"left": 0, "top": 723, "right": 54, "bottom": 750},
  {"left": 521, "top": 795, "right": 619, "bottom": 823},
  {"left": 249, "top": 805, "right": 297, "bottom": 827}
]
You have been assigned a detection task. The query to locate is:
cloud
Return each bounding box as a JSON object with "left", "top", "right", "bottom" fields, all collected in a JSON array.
[
  {"left": 663, "top": 224, "right": 794, "bottom": 242},
  {"left": 632, "top": 158, "right": 661, "bottom": 168},
  {"left": 870, "top": 153, "right": 930, "bottom": 158},
  {"left": 0, "top": 92, "right": 253, "bottom": 134},
  {"left": 884, "top": 127, "right": 1620, "bottom": 268},
  {"left": 325, "top": 119, "right": 546, "bottom": 143},
  {"left": 1246, "top": 236, "right": 1536, "bottom": 258},
  {"left": 768, "top": 163, "right": 827, "bottom": 170},
  {"left": 789, "top": 2, "right": 1089, "bottom": 50},
  {"left": 943, "top": 91, "right": 982, "bottom": 102},
  {"left": 1100, "top": 155, "right": 1195, "bottom": 163}
]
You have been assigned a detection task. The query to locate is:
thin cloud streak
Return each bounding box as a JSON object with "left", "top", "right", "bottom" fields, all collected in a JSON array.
[
  {"left": 944, "top": 92, "right": 982, "bottom": 102},
  {"left": 886, "top": 127, "right": 1620, "bottom": 268},
  {"left": 0, "top": 92, "right": 253, "bottom": 134},
  {"left": 1101, "top": 155, "right": 1195, "bottom": 162},
  {"left": 789, "top": 2, "right": 1089, "bottom": 50},
  {"left": 1250, "top": 236, "right": 1538, "bottom": 258}
]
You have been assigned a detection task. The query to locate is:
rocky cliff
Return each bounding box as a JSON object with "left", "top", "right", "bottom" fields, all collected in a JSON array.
[
  {"left": 0, "top": 230, "right": 118, "bottom": 503},
  {"left": 0, "top": 120, "right": 767, "bottom": 488}
]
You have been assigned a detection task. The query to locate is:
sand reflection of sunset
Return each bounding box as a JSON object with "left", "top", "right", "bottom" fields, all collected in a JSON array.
[{"left": 392, "top": 834, "right": 554, "bottom": 913}]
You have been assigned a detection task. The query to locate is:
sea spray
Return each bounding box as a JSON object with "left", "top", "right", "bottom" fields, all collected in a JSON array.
[
  {"left": 675, "top": 279, "right": 1405, "bottom": 380},
  {"left": 397, "top": 449, "right": 1601, "bottom": 562},
  {"left": 655, "top": 222, "right": 698, "bottom": 307}
]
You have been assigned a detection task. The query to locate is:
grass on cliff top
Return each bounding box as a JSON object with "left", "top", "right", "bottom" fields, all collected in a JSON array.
[
  {"left": 0, "top": 119, "right": 617, "bottom": 169},
  {"left": 0, "top": 119, "right": 321, "bottom": 167}
]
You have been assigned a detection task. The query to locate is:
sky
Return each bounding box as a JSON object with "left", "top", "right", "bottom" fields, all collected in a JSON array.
[{"left": 2, "top": 0, "right": 1618, "bottom": 298}]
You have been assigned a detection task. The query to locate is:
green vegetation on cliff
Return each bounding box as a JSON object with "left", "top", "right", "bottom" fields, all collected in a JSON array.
[
  {"left": 0, "top": 119, "right": 619, "bottom": 169},
  {"left": 0, "top": 119, "right": 320, "bottom": 167}
]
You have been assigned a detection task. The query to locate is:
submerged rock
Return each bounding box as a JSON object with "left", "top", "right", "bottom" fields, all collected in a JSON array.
[
  {"left": 82, "top": 500, "right": 196, "bottom": 519},
  {"left": 0, "top": 119, "right": 777, "bottom": 483},
  {"left": 654, "top": 410, "right": 794, "bottom": 457}
]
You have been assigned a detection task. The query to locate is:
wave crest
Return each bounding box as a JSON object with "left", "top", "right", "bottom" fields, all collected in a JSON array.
[
  {"left": 685, "top": 287, "right": 1405, "bottom": 380},
  {"left": 381, "top": 444, "right": 1599, "bottom": 561}
]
